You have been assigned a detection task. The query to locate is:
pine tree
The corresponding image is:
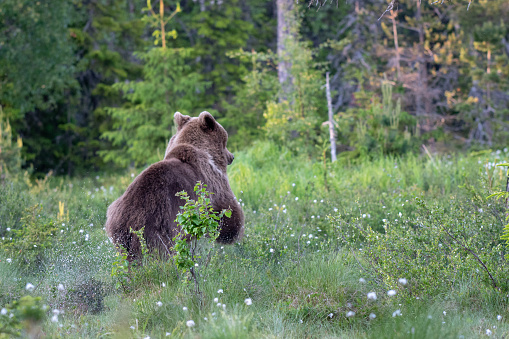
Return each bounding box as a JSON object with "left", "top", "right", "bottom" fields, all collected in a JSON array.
[{"left": 100, "top": 1, "right": 208, "bottom": 167}]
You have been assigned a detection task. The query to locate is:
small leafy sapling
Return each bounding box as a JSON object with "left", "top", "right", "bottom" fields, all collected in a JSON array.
[{"left": 173, "top": 181, "right": 231, "bottom": 297}]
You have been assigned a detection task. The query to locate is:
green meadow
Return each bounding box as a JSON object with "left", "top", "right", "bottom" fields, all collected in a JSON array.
[{"left": 1, "top": 142, "right": 509, "bottom": 338}]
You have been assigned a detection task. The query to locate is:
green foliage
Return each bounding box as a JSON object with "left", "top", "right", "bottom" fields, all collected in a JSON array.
[
  {"left": 111, "top": 250, "right": 129, "bottom": 292},
  {"left": 100, "top": 48, "right": 209, "bottom": 167},
  {"left": 336, "top": 80, "right": 418, "bottom": 159},
  {"left": 1, "top": 205, "right": 59, "bottom": 272},
  {"left": 173, "top": 182, "right": 230, "bottom": 275},
  {"left": 0, "top": 296, "right": 46, "bottom": 338},
  {"left": 263, "top": 39, "right": 328, "bottom": 158},
  {"left": 2, "top": 144, "right": 509, "bottom": 337},
  {"left": 332, "top": 184, "right": 509, "bottom": 297},
  {"left": 0, "top": 0, "right": 77, "bottom": 119},
  {"left": 221, "top": 50, "right": 279, "bottom": 150},
  {"left": 0, "top": 107, "right": 23, "bottom": 179}
]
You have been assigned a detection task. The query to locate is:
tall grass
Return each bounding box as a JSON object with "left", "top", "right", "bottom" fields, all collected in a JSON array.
[{"left": 1, "top": 142, "right": 508, "bottom": 337}]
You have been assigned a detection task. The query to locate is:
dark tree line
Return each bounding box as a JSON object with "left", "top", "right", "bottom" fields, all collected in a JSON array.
[{"left": 0, "top": 0, "right": 508, "bottom": 175}]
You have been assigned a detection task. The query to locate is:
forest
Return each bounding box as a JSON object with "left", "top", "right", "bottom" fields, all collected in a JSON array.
[{"left": 1, "top": 0, "right": 509, "bottom": 338}]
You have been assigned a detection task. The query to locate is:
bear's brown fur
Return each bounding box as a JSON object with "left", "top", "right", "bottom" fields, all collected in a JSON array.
[{"left": 105, "top": 111, "right": 244, "bottom": 261}]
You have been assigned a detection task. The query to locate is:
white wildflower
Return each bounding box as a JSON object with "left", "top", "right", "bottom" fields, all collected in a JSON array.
[
  {"left": 130, "top": 326, "right": 135, "bottom": 330},
  {"left": 186, "top": 320, "right": 195, "bottom": 327},
  {"left": 387, "top": 290, "right": 397, "bottom": 296},
  {"left": 162, "top": 282, "right": 166, "bottom": 287},
  {"left": 369, "top": 313, "right": 376, "bottom": 319},
  {"left": 53, "top": 309, "right": 60, "bottom": 315},
  {"left": 328, "top": 313, "right": 333, "bottom": 318},
  {"left": 156, "top": 301, "right": 163, "bottom": 307},
  {"left": 398, "top": 278, "right": 407, "bottom": 285},
  {"left": 244, "top": 298, "right": 252, "bottom": 306},
  {"left": 497, "top": 315, "right": 502, "bottom": 321},
  {"left": 51, "top": 314, "right": 58, "bottom": 322},
  {"left": 367, "top": 292, "right": 377, "bottom": 300},
  {"left": 0, "top": 308, "right": 7, "bottom": 315},
  {"left": 346, "top": 311, "right": 355, "bottom": 317},
  {"left": 213, "top": 298, "right": 219, "bottom": 303},
  {"left": 359, "top": 278, "right": 366, "bottom": 283},
  {"left": 270, "top": 248, "right": 274, "bottom": 253},
  {"left": 392, "top": 309, "right": 402, "bottom": 317},
  {"left": 6, "top": 258, "right": 12, "bottom": 263},
  {"left": 183, "top": 307, "right": 188, "bottom": 311},
  {"left": 25, "top": 283, "right": 35, "bottom": 291},
  {"left": 295, "top": 197, "right": 299, "bottom": 201},
  {"left": 443, "top": 311, "right": 446, "bottom": 316},
  {"left": 486, "top": 329, "right": 492, "bottom": 336},
  {"left": 217, "top": 289, "right": 223, "bottom": 294}
]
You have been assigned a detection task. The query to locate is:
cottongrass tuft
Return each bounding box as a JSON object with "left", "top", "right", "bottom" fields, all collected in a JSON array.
[
  {"left": 367, "top": 292, "right": 377, "bottom": 300},
  {"left": 244, "top": 298, "right": 252, "bottom": 306},
  {"left": 346, "top": 311, "right": 355, "bottom": 317},
  {"left": 387, "top": 290, "right": 396, "bottom": 296},
  {"left": 398, "top": 278, "right": 407, "bottom": 285},
  {"left": 186, "top": 320, "right": 195, "bottom": 328}
]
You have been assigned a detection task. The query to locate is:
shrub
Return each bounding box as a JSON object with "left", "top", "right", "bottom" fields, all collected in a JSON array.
[
  {"left": 1, "top": 205, "right": 59, "bottom": 273},
  {"left": 173, "top": 182, "right": 231, "bottom": 297},
  {"left": 331, "top": 181, "right": 509, "bottom": 297},
  {"left": 0, "top": 296, "right": 46, "bottom": 338}
]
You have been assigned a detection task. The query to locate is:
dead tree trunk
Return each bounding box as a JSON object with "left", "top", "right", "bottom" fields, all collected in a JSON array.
[
  {"left": 277, "top": 0, "right": 294, "bottom": 102},
  {"left": 326, "top": 72, "right": 337, "bottom": 162}
]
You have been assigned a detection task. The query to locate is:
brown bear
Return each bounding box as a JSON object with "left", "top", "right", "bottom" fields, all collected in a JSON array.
[{"left": 105, "top": 111, "right": 244, "bottom": 261}]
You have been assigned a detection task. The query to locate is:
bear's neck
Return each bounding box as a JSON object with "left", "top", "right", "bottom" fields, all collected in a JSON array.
[{"left": 165, "top": 144, "right": 231, "bottom": 197}]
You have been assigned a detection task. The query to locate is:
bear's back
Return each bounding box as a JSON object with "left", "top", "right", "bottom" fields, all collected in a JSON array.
[{"left": 105, "top": 158, "right": 201, "bottom": 257}]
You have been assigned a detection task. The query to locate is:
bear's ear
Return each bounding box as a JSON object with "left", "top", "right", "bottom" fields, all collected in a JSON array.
[
  {"left": 199, "top": 111, "right": 216, "bottom": 132},
  {"left": 174, "top": 112, "right": 191, "bottom": 131}
]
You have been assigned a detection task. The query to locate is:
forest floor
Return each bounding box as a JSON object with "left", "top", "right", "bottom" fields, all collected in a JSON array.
[{"left": 1, "top": 142, "right": 509, "bottom": 338}]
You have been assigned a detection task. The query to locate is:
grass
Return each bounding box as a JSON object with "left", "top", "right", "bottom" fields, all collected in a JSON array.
[{"left": 1, "top": 141, "right": 509, "bottom": 338}]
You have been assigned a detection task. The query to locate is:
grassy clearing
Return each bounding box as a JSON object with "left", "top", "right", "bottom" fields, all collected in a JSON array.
[{"left": 1, "top": 142, "right": 509, "bottom": 338}]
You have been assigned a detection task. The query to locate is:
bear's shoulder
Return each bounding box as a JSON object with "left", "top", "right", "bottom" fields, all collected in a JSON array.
[{"left": 164, "top": 144, "right": 206, "bottom": 166}]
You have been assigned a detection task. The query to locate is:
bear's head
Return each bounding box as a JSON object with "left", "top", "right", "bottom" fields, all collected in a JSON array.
[{"left": 165, "top": 111, "right": 234, "bottom": 173}]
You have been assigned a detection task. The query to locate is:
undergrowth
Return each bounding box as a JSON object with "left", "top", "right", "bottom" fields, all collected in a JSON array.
[{"left": 1, "top": 142, "right": 509, "bottom": 338}]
